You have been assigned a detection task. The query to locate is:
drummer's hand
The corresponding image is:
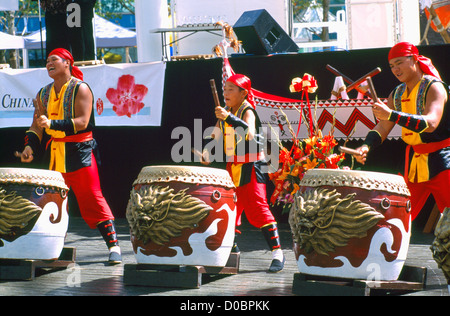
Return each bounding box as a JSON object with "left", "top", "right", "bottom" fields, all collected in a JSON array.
[
  {"left": 36, "top": 115, "right": 51, "bottom": 129},
  {"left": 21, "top": 146, "right": 34, "bottom": 163},
  {"left": 372, "top": 100, "right": 392, "bottom": 121},
  {"left": 200, "top": 149, "right": 211, "bottom": 166},
  {"left": 354, "top": 145, "right": 369, "bottom": 165},
  {"left": 215, "top": 106, "right": 229, "bottom": 121}
]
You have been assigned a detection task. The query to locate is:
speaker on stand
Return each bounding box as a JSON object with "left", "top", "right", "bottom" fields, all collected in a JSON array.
[{"left": 233, "top": 9, "right": 298, "bottom": 55}]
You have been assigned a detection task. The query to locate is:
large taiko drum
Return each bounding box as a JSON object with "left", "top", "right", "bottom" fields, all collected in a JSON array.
[
  {"left": 290, "top": 169, "right": 411, "bottom": 281},
  {"left": 126, "top": 165, "right": 236, "bottom": 267},
  {"left": 0, "top": 168, "right": 69, "bottom": 260}
]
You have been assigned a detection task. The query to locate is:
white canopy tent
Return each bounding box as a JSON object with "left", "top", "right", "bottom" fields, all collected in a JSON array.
[
  {"left": 24, "top": 14, "right": 137, "bottom": 50},
  {"left": 0, "top": 31, "right": 25, "bottom": 49}
]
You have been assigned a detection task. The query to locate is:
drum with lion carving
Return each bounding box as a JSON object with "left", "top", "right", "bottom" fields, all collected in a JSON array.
[
  {"left": 126, "top": 165, "right": 236, "bottom": 267},
  {"left": 290, "top": 169, "right": 411, "bottom": 280},
  {"left": 430, "top": 207, "right": 450, "bottom": 292},
  {"left": 0, "top": 168, "right": 69, "bottom": 260}
]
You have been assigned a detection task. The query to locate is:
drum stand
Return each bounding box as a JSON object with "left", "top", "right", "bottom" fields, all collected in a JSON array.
[
  {"left": 292, "top": 265, "right": 427, "bottom": 296},
  {"left": 0, "top": 247, "right": 76, "bottom": 281},
  {"left": 123, "top": 251, "right": 240, "bottom": 289}
]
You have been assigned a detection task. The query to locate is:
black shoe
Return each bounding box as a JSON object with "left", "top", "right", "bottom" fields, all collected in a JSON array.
[
  {"left": 268, "top": 256, "right": 285, "bottom": 273},
  {"left": 108, "top": 250, "right": 122, "bottom": 265},
  {"left": 232, "top": 242, "right": 240, "bottom": 253}
]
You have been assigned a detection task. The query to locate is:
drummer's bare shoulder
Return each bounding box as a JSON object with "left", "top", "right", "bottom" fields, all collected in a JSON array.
[{"left": 420, "top": 82, "right": 447, "bottom": 132}]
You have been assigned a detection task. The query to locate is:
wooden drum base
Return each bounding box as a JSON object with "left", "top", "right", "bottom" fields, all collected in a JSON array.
[
  {"left": 0, "top": 247, "right": 76, "bottom": 281},
  {"left": 123, "top": 251, "right": 240, "bottom": 289},
  {"left": 292, "top": 265, "right": 427, "bottom": 296}
]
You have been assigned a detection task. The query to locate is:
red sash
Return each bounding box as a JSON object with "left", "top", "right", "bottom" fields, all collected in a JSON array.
[
  {"left": 404, "top": 138, "right": 450, "bottom": 181},
  {"left": 231, "top": 152, "right": 264, "bottom": 164},
  {"left": 46, "top": 132, "right": 93, "bottom": 149}
]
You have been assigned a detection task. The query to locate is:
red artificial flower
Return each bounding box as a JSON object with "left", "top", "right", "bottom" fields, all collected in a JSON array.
[
  {"left": 325, "top": 153, "right": 345, "bottom": 169},
  {"left": 106, "top": 75, "right": 149, "bottom": 118}
]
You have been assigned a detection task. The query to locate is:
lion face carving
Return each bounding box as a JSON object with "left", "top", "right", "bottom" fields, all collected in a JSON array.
[
  {"left": 0, "top": 187, "right": 42, "bottom": 246},
  {"left": 431, "top": 207, "right": 450, "bottom": 283},
  {"left": 289, "top": 188, "right": 385, "bottom": 256},
  {"left": 126, "top": 185, "right": 213, "bottom": 246}
]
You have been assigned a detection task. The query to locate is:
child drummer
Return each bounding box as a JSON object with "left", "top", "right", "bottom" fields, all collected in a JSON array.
[{"left": 200, "top": 74, "right": 285, "bottom": 273}]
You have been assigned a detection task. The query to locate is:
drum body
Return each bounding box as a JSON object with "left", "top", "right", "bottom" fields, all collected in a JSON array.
[
  {"left": 290, "top": 169, "right": 411, "bottom": 280},
  {"left": 127, "top": 166, "right": 236, "bottom": 267},
  {"left": 0, "top": 168, "right": 69, "bottom": 260}
]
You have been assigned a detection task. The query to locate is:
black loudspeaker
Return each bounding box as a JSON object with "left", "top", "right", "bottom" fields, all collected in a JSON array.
[{"left": 233, "top": 9, "right": 298, "bottom": 55}]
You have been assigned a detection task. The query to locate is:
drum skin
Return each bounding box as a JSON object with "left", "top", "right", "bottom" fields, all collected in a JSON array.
[
  {"left": 290, "top": 169, "right": 411, "bottom": 280},
  {"left": 126, "top": 166, "right": 236, "bottom": 267},
  {"left": 0, "top": 168, "right": 69, "bottom": 260}
]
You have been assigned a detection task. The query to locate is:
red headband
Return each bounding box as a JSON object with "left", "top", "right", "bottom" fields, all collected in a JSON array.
[
  {"left": 48, "top": 48, "right": 84, "bottom": 80},
  {"left": 388, "top": 42, "right": 441, "bottom": 80},
  {"left": 226, "top": 74, "right": 255, "bottom": 108}
]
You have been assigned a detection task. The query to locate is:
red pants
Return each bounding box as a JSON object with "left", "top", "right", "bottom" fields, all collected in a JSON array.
[
  {"left": 233, "top": 166, "right": 276, "bottom": 228},
  {"left": 62, "top": 153, "right": 114, "bottom": 228},
  {"left": 407, "top": 169, "right": 450, "bottom": 221}
]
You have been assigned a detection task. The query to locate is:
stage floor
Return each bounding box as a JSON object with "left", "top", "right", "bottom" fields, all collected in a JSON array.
[{"left": 0, "top": 217, "right": 448, "bottom": 297}]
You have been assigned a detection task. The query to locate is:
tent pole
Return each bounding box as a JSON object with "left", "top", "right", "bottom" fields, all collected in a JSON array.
[{"left": 38, "top": 0, "right": 44, "bottom": 65}]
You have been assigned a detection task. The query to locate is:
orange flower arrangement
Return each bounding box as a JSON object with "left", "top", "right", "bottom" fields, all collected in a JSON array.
[{"left": 269, "top": 75, "right": 346, "bottom": 206}]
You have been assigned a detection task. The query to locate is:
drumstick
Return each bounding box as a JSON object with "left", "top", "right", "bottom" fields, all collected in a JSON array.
[
  {"left": 366, "top": 76, "right": 378, "bottom": 101},
  {"left": 191, "top": 147, "right": 203, "bottom": 158},
  {"left": 209, "top": 79, "right": 221, "bottom": 108},
  {"left": 339, "top": 146, "right": 361, "bottom": 156},
  {"left": 33, "top": 98, "right": 47, "bottom": 117},
  {"left": 325, "top": 64, "right": 354, "bottom": 85},
  {"left": 346, "top": 67, "right": 381, "bottom": 94},
  {"left": 326, "top": 64, "right": 371, "bottom": 97}
]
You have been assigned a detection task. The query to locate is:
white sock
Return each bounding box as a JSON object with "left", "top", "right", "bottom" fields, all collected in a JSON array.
[
  {"left": 272, "top": 248, "right": 283, "bottom": 261},
  {"left": 109, "top": 246, "right": 121, "bottom": 255}
]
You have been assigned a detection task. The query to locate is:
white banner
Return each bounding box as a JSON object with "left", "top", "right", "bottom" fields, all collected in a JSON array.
[{"left": 0, "top": 62, "right": 166, "bottom": 128}]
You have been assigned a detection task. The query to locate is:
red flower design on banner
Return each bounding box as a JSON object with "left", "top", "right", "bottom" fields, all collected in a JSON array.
[{"left": 106, "top": 75, "right": 149, "bottom": 117}]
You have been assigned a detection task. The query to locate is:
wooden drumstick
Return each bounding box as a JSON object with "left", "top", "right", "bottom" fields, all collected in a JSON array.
[
  {"left": 346, "top": 67, "right": 381, "bottom": 94},
  {"left": 339, "top": 146, "right": 361, "bottom": 156},
  {"left": 209, "top": 79, "right": 221, "bottom": 108},
  {"left": 366, "top": 76, "right": 378, "bottom": 101}
]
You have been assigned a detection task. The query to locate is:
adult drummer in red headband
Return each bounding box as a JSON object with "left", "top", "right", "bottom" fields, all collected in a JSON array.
[
  {"left": 201, "top": 74, "right": 285, "bottom": 273},
  {"left": 19, "top": 48, "right": 122, "bottom": 264},
  {"left": 355, "top": 42, "right": 450, "bottom": 222}
]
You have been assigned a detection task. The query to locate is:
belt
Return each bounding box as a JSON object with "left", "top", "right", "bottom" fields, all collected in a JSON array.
[
  {"left": 412, "top": 138, "right": 450, "bottom": 154},
  {"left": 404, "top": 137, "right": 450, "bottom": 181},
  {"left": 46, "top": 132, "right": 93, "bottom": 149}
]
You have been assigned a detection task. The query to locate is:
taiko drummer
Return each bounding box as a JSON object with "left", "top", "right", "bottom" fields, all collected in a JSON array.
[
  {"left": 355, "top": 42, "right": 450, "bottom": 222},
  {"left": 19, "top": 48, "right": 122, "bottom": 264},
  {"left": 201, "top": 74, "right": 285, "bottom": 273}
]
